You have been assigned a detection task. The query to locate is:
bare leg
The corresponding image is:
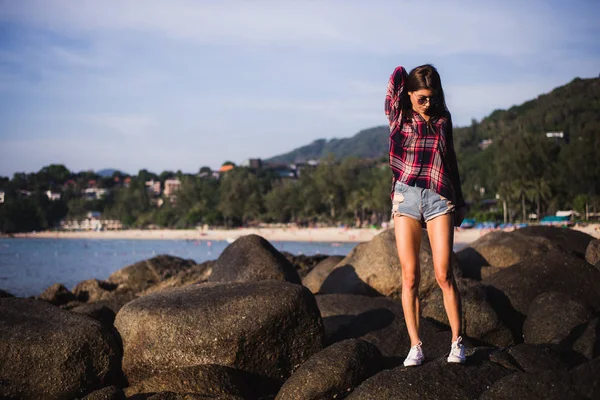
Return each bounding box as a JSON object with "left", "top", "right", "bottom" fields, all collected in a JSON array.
[
  {"left": 426, "top": 213, "right": 461, "bottom": 341},
  {"left": 394, "top": 215, "right": 423, "bottom": 346}
]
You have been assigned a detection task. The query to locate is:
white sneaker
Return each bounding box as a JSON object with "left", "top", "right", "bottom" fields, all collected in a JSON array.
[
  {"left": 403, "top": 341, "right": 424, "bottom": 367},
  {"left": 447, "top": 336, "right": 466, "bottom": 364}
]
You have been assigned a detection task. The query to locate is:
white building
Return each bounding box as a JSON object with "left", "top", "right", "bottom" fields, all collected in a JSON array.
[
  {"left": 84, "top": 188, "right": 108, "bottom": 200},
  {"left": 46, "top": 190, "right": 62, "bottom": 201},
  {"left": 164, "top": 179, "right": 182, "bottom": 197},
  {"left": 145, "top": 180, "right": 161, "bottom": 195},
  {"left": 0, "top": 190, "right": 4, "bottom": 204}
]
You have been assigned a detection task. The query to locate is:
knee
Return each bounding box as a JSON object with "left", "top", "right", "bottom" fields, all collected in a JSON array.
[
  {"left": 435, "top": 270, "right": 454, "bottom": 290},
  {"left": 402, "top": 270, "right": 420, "bottom": 291}
]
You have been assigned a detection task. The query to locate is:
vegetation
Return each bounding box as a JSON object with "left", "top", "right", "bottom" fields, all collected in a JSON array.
[{"left": 1, "top": 76, "right": 599, "bottom": 233}]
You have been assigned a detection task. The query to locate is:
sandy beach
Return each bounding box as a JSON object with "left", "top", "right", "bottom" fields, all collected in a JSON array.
[{"left": 9, "top": 223, "right": 600, "bottom": 248}]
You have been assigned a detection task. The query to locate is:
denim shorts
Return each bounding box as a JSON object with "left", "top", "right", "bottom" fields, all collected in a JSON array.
[{"left": 391, "top": 181, "right": 455, "bottom": 224}]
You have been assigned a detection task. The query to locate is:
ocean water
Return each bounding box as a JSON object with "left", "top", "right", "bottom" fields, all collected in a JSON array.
[{"left": 0, "top": 238, "right": 359, "bottom": 297}]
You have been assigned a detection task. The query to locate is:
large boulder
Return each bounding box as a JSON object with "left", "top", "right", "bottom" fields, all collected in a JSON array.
[
  {"left": 523, "top": 292, "right": 594, "bottom": 345},
  {"left": 571, "top": 356, "right": 600, "bottom": 399},
  {"left": 123, "top": 364, "right": 259, "bottom": 399},
  {"left": 564, "top": 318, "right": 600, "bottom": 360},
  {"left": 72, "top": 279, "right": 119, "bottom": 302},
  {"left": 316, "top": 293, "right": 455, "bottom": 361},
  {"left": 494, "top": 344, "right": 573, "bottom": 373},
  {"left": 0, "top": 298, "right": 122, "bottom": 399},
  {"left": 422, "top": 280, "right": 516, "bottom": 347},
  {"left": 302, "top": 255, "right": 344, "bottom": 293},
  {"left": 275, "top": 339, "right": 383, "bottom": 400},
  {"left": 208, "top": 235, "right": 301, "bottom": 284},
  {"left": 317, "top": 229, "right": 459, "bottom": 300},
  {"left": 456, "top": 230, "right": 560, "bottom": 280},
  {"left": 114, "top": 281, "right": 324, "bottom": 391},
  {"left": 479, "top": 370, "right": 585, "bottom": 400},
  {"left": 517, "top": 226, "right": 594, "bottom": 260},
  {"left": 141, "top": 260, "right": 214, "bottom": 296},
  {"left": 145, "top": 393, "right": 244, "bottom": 400},
  {"left": 38, "top": 283, "right": 77, "bottom": 305},
  {"left": 108, "top": 255, "right": 197, "bottom": 294},
  {"left": 71, "top": 302, "right": 117, "bottom": 329},
  {"left": 586, "top": 239, "right": 600, "bottom": 268},
  {"left": 482, "top": 249, "right": 600, "bottom": 317},
  {"left": 347, "top": 348, "right": 512, "bottom": 400},
  {"left": 281, "top": 252, "right": 329, "bottom": 278},
  {"left": 82, "top": 386, "right": 126, "bottom": 400}
]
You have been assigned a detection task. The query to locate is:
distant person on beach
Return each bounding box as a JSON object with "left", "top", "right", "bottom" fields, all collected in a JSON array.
[{"left": 385, "top": 64, "right": 466, "bottom": 366}]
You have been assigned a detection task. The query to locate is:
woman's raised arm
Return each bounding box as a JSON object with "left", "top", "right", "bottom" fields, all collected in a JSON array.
[{"left": 385, "top": 66, "right": 408, "bottom": 131}]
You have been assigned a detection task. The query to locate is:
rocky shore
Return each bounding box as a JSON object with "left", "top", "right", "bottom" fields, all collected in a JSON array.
[{"left": 1, "top": 226, "right": 600, "bottom": 399}]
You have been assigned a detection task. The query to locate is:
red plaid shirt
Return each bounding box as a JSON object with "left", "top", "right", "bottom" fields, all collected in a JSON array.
[{"left": 385, "top": 66, "right": 465, "bottom": 207}]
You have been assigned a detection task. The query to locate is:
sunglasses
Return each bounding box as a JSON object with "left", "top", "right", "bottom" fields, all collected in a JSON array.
[{"left": 415, "top": 95, "right": 440, "bottom": 106}]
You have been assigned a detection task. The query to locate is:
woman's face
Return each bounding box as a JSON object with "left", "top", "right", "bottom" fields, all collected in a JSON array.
[{"left": 408, "top": 89, "right": 436, "bottom": 116}]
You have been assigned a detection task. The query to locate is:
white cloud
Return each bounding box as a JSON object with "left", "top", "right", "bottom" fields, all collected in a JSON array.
[{"left": 1, "top": 0, "right": 566, "bottom": 56}]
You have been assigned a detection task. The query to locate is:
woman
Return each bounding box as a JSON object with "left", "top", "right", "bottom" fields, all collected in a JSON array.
[{"left": 385, "top": 64, "right": 466, "bottom": 366}]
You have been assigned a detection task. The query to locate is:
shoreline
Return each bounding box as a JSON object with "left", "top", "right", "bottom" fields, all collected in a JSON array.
[{"left": 7, "top": 223, "right": 599, "bottom": 247}]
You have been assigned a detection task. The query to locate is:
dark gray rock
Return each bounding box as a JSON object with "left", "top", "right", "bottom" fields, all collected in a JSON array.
[
  {"left": 317, "top": 229, "right": 460, "bottom": 300},
  {"left": 456, "top": 231, "right": 560, "bottom": 280},
  {"left": 275, "top": 339, "right": 383, "bottom": 400},
  {"left": 523, "top": 292, "right": 594, "bottom": 344},
  {"left": 72, "top": 302, "right": 117, "bottom": 328},
  {"left": 0, "top": 288, "right": 14, "bottom": 298},
  {"left": 586, "top": 239, "right": 600, "bottom": 267},
  {"left": 316, "top": 293, "right": 456, "bottom": 362},
  {"left": 479, "top": 370, "right": 585, "bottom": 400},
  {"left": 38, "top": 282, "right": 77, "bottom": 305},
  {"left": 504, "top": 344, "right": 571, "bottom": 373},
  {"left": 563, "top": 317, "right": 600, "bottom": 360},
  {"left": 123, "top": 364, "right": 259, "bottom": 399},
  {"left": 482, "top": 249, "right": 600, "bottom": 317},
  {"left": 0, "top": 298, "right": 122, "bottom": 400},
  {"left": 144, "top": 393, "right": 245, "bottom": 400},
  {"left": 347, "top": 347, "right": 512, "bottom": 400},
  {"left": 208, "top": 235, "right": 301, "bottom": 284},
  {"left": 281, "top": 251, "right": 330, "bottom": 278},
  {"left": 82, "top": 385, "right": 126, "bottom": 400},
  {"left": 108, "top": 255, "right": 197, "bottom": 293},
  {"left": 72, "top": 279, "right": 118, "bottom": 302},
  {"left": 141, "top": 260, "right": 215, "bottom": 296},
  {"left": 302, "top": 255, "right": 345, "bottom": 293},
  {"left": 422, "top": 280, "right": 515, "bottom": 347},
  {"left": 571, "top": 355, "right": 600, "bottom": 399},
  {"left": 517, "top": 225, "right": 594, "bottom": 260},
  {"left": 114, "top": 281, "right": 324, "bottom": 387}
]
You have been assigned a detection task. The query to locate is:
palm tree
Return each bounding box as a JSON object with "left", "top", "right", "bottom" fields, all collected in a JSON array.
[{"left": 526, "top": 177, "right": 552, "bottom": 220}]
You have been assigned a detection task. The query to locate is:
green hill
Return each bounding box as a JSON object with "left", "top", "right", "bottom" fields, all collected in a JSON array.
[
  {"left": 265, "top": 76, "right": 600, "bottom": 214},
  {"left": 266, "top": 76, "right": 600, "bottom": 166},
  {"left": 264, "top": 126, "right": 388, "bottom": 164}
]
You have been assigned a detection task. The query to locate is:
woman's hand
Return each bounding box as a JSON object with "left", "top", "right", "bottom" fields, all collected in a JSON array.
[{"left": 454, "top": 205, "right": 467, "bottom": 227}]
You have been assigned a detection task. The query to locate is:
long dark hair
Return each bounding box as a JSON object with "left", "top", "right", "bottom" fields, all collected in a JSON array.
[{"left": 401, "top": 64, "right": 449, "bottom": 121}]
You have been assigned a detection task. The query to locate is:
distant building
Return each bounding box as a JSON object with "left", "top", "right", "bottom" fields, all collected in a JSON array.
[
  {"left": 145, "top": 179, "right": 161, "bottom": 195},
  {"left": 84, "top": 188, "right": 108, "bottom": 200},
  {"left": 478, "top": 139, "right": 493, "bottom": 150},
  {"left": 46, "top": 190, "right": 62, "bottom": 201},
  {"left": 264, "top": 162, "right": 296, "bottom": 179},
  {"left": 18, "top": 190, "right": 32, "bottom": 198},
  {"left": 0, "top": 190, "right": 4, "bottom": 204},
  {"left": 219, "top": 164, "right": 235, "bottom": 173},
  {"left": 87, "top": 211, "right": 102, "bottom": 219},
  {"left": 241, "top": 158, "right": 263, "bottom": 169},
  {"left": 164, "top": 179, "right": 182, "bottom": 197},
  {"left": 546, "top": 131, "right": 569, "bottom": 144}
]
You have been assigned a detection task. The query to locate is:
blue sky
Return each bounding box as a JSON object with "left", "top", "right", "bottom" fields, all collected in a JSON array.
[{"left": 1, "top": 0, "right": 599, "bottom": 177}]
